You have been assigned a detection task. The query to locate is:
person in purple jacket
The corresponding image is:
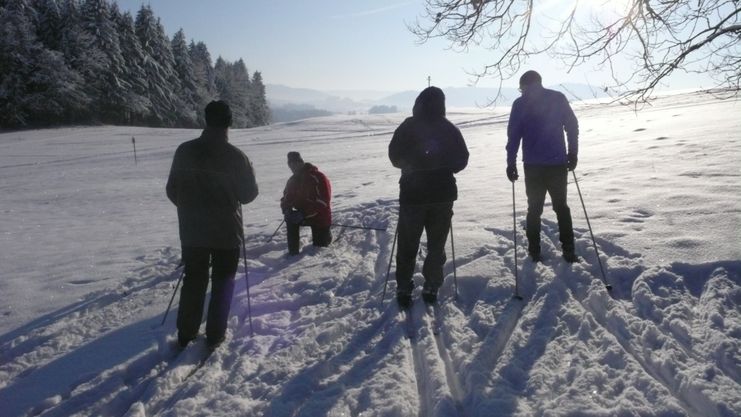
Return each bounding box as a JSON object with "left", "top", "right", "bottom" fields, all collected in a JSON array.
[{"left": 506, "top": 70, "right": 579, "bottom": 263}]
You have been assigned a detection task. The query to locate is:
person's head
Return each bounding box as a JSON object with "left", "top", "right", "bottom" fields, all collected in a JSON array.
[
  {"left": 412, "top": 86, "right": 446, "bottom": 120},
  {"left": 287, "top": 151, "right": 304, "bottom": 173},
  {"left": 519, "top": 70, "right": 542, "bottom": 94},
  {"left": 205, "top": 100, "right": 232, "bottom": 129}
]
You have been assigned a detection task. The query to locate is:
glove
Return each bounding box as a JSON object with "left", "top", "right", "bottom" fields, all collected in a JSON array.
[
  {"left": 567, "top": 154, "right": 578, "bottom": 171},
  {"left": 284, "top": 209, "right": 304, "bottom": 225},
  {"left": 506, "top": 165, "right": 519, "bottom": 181}
]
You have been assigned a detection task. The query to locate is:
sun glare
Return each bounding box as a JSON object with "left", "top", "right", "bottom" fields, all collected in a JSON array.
[
  {"left": 534, "top": 0, "right": 633, "bottom": 32},
  {"left": 578, "top": 0, "right": 633, "bottom": 17}
]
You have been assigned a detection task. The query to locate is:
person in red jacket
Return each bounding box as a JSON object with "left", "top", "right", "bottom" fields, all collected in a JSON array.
[{"left": 280, "top": 152, "right": 332, "bottom": 255}]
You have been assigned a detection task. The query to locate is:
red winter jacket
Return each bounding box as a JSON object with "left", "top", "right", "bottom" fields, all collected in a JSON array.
[{"left": 280, "top": 163, "right": 332, "bottom": 227}]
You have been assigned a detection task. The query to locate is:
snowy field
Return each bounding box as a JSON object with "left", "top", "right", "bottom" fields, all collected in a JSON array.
[{"left": 0, "top": 90, "right": 739, "bottom": 417}]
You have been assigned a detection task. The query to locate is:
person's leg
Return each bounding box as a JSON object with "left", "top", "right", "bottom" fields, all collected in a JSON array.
[
  {"left": 287, "top": 221, "right": 300, "bottom": 255},
  {"left": 205, "top": 247, "right": 240, "bottom": 348},
  {"left": 524, "top": 166, "right": 547, "bottom": 258},
  {"left": 311, "top": 225, "right": 332, "bottom": 247},
  {"left": 422, "top": 203, "right": 453, "bottom": 301},
  {"left": 395, "top": 205, "right": 425, "bottom": 306},
  {"left": 546, "top": 165, "right": 576, "bottom": 260},
  {"left": 177, "top": 246, "right": 210, "bottom": 347}
]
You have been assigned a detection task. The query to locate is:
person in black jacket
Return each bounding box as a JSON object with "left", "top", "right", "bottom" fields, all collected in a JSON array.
[
  {"left": 389, "top": 86, "right": 469, "bottom": 308},
  {"left": 166, "top": 100, "right": 258, "bottom": 350}
]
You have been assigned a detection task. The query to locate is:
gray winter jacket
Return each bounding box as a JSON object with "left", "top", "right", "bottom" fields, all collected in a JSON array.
[{"left": 166, "top": 129, "right": 258, "bottom": 249}]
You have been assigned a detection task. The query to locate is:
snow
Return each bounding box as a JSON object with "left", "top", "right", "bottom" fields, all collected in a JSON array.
[{"left": 1, "top": 90, "right": 739, "bottom": 417}]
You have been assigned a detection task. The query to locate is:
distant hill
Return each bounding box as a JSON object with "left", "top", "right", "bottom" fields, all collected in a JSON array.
[
  {"left": 374, "top": 87, "right": 518, "bottom": 111},
  {"left": 266, "top": 83, "right": 609, "bottom": 121},
  {"left": 266, "top": 85, "right": 373, "bottom": 114}
]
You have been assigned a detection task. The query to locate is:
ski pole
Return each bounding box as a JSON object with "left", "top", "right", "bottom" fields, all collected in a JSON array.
[
  {"left": 571, "top": 170, "right": 612, "bottom": 291},
  {"left": 267, "top": 219, "right": 285, "bottom": 242},
  {"left": 160, "top": 262, "right": 185, "bottom": 326},
  {"left": 381, "top": 222, "right": 399, "bottom": 303},
  {"left": 241, "top": 228, "right": 255, "bottom": 336},
  {"left": 512, "top": 181, "right": 522, "bottom": 300},
  {"left": 331, "top": 223, "right": 387, "bottom": 231},
  {"left": 450, "top": 222, "right": 458, "bottom": 300}
]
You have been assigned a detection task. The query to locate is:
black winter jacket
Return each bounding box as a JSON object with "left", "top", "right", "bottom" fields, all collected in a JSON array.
[
  {"left": 389, "top": 87, "right": 469, "bottom": 205},
  {"left": 166, "top": 129, "right": 258, "bottom": 249}
]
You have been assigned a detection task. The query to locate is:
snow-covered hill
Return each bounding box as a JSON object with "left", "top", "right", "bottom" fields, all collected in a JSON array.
[{"left": 0, "top": 91, "right": 739, "bottom": 417}]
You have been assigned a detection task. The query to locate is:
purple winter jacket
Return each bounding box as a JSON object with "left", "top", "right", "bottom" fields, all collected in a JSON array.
[{"left": 506, "top": 85, "right": 579, "bottom": 167}]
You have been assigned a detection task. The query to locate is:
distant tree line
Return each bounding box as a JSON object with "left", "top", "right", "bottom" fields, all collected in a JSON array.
[
  {"left": 270, "top": 103, "right": 333, "bottom": 123},
  {"left": 368, "top": 105, "right": 397, "bottom": 114},
  {"left": 0, "top": 0, "right": 270, "bottom": 129}
]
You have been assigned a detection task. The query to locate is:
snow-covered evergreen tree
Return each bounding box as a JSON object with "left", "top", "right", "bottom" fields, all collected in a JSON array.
[
  {"left": 213, "top": 57, "right": 242, "bottom": 127},
  {"left": 58, "top": 0, "right": 104, "bottom": 122},
  {"left": 1, "top": 0, "right": 270, "bottom": 128},
  {"left": 32, "top": 0, "right": 63, "bottom": 52},
  {"left": 229, "top": 59, "right": 253, "bottom": 128},
  {"left": 111, "top": 6, "right": 150, "bottom": 125},
  {"left": 189, "top": 40, "right": 216, "bottom": 126},
  {"left": 171, "top": 28, "right": 198, "bottom": 127},
  {"left": 211, "top": 57, "right": 269, "bottom": 128},
  {"left": 135, "top": 4, "right": 184, "bottom": 126},
  {"left": 0, "top": 0, "right": 87, "bottom": 126},
  {"left": 80, "top": 0, "right": 128, "bottom": 123},
  {"left": 249, "top": 71, "right": 270, "bottom": 125}
]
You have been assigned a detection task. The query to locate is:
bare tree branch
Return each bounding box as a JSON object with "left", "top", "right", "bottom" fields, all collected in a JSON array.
[{"left": 411, "top": 0, "right": 741, "bottom": 104}]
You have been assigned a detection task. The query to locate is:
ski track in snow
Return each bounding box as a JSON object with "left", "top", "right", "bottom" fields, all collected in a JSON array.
[
  {"left": 1, "top": 92, "right": 740, "bottom": 417},
  {"left": 5, "top": 211, "right": 736, "bottom": 417},
  {"left": 531, "top": 221, "right": 740, "bottom": 417}
]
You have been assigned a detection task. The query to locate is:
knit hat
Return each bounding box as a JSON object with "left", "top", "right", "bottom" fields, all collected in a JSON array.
[
  {"left": 205, "top": 100, "right": 232, "bottom": 128},
  {"left": 287, "top": 151, "right": 304, "bottom": 164},
  {"left": 519, "top": 70, "right": 542, "bottom": 88}
]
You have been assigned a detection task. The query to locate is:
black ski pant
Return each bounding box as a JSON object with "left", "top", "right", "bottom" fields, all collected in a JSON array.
[
  {"left": 287, "top": 222, "right": 332, "bottom": 254},
  {"left": 177, "top": 246, "right": 239, "bottom": 345},
  {"left": 524, "top": 164, "right": 574, "bottom": 254},
  {"left": 395, "top": 202, "right": 453, "bottom": 294}
]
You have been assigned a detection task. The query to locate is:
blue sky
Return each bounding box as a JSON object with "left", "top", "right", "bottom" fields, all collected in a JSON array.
[{"left": 114, "top": 1, "right": 710, "bottom": 93}]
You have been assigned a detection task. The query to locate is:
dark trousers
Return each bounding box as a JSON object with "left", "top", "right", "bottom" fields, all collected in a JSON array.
[
  {"left": 395, "top": 202, "right": 453, "bottom": 293},
  {"left": 177, "top": 246, "right": 240, "bottom": 344},
  {"left": 524, "top": 165, "right": 574, "bottom": 253},
  {"left": 287, "top": 222, "right": 332, "bottom": 254}
]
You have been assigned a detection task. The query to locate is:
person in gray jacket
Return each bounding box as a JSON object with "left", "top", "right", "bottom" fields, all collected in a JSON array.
[{"left": 166, "top": 100, "right": 258, "bottom": 350}]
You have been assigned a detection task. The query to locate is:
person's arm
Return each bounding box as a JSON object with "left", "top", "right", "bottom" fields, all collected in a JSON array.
[
  {"left": 449, "top": 126, "right": 469, "bottom": 174},
  {"left": 165, "top": 147, "right": 181, "bottom": 205},
  {"left": 561, "top": 95, "right": 579, "bottom": 159},
  {"left": 505, "top": 101, "right": 523, "bottom": 168},
  {"left": 280, "top": 176, "right": 299, "bottom": 213},
  {"left": 237, "top": 154, "right": 258, "bottom": 204},
  {"left": 388, "top": 121, "right": 410, "bottom": 170}
]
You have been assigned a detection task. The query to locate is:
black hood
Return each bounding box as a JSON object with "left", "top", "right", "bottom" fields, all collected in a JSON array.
[{"left": 412, "top": 86, "right": 446, "bottom": 120}]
